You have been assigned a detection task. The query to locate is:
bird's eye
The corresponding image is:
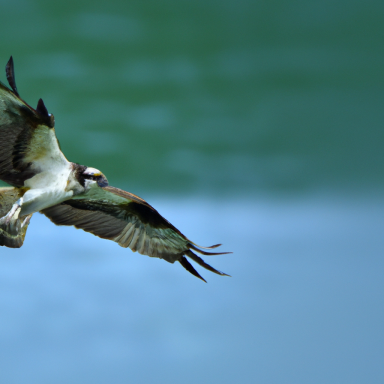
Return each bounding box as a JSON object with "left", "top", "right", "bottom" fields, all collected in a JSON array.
[
  {"left": 82, "top": 168, "right": 108, "bottom": 187},
  {"left": 84, "top": 174, "right": 97, "bottom": 181}
]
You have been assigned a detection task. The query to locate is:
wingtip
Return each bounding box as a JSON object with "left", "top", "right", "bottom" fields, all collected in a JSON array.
[
  {"left": 5, "top": 56, "right": 19, "bottom": 97},
  {"left": 7, "top": 56, "right": 14, "bottom": 67},
  {"left": 36, "top": 98, "right": 55, "bottom": 127},
  {"left": 185, "top": 250, "right": 230, "bottom": 278},
  {"left": 190, "top": 242, "right": 222, "bottom": 250},
  {"left": 189, "top": 243, "right": 232, "bottom": 256},
  {"left": 36, "top": 98, "right": 49, "bottom": 117},
  {"left": 179, "top": 256, "right": 207, "bottom": 282}
]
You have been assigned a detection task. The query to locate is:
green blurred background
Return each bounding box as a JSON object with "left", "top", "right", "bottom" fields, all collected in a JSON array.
[
  {"left": 2, "top": 0, "right": 383, "bottom": 195},
  {"left": 0, "top": 0, "right": 383, "bottom": 383}
]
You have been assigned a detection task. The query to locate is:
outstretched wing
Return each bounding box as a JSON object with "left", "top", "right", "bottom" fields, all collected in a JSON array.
[
  {"left": 0, "top": 56, "right": 68, "bottom": 187},
  {"left": 41, "top": 186, "right": 230, "bottom": 282}
]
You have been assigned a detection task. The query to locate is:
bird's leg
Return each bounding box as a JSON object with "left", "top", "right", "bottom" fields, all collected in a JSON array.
[
  {"left": 0, "top": 197, "right": 32, "bottom": 248},
  {"left": 0, "top": 197, "right": 23, "bottom": 227},
  {"left": 0, "top": 197, "right": 22, "bottom": 221},
  {"left": 20, "top": 214, "right": 32, "bottom": 229}
]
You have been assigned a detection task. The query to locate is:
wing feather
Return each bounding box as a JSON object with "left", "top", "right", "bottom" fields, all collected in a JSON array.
[
  {"left": 0, "top": 57, "right": 68, "bottom": 187},
  {"left": 5, "top": 56, "right": 19, "bottom": 97},
  {"left": 41, "top": 185, "right": 230, "bottom": 281}
]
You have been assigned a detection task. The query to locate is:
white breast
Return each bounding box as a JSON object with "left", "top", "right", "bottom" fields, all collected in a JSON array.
[{"left": 20, "top": 162, "right": 74, "bottom": 216}]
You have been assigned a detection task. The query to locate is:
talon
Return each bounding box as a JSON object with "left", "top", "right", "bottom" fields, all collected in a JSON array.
[
  {"left": 6, "top": 206, "right": 21, "bottom": 226},
  {"left": 21, "top": 214, "right": 32, "bottom": 228},
  {"left": 3, "top": 205, "right": 18, "bottom": 223},
  {"left": 0, "top": 199, "right": 23, "bottom": 225},
  {"left": 0, "top": 200, "right": 30, "bottom": 249}
]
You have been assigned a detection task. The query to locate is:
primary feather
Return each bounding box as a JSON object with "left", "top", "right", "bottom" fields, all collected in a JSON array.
[{"left": 42, "top": 186, "right": 230, "bottom": 282}]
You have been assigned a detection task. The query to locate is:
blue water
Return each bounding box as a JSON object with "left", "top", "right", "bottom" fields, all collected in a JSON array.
[{"left": 0, "top": 194, "right": 383, "bottom": 383}]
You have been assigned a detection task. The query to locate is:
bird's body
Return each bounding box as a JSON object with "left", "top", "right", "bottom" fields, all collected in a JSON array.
[
  {"left": 0, "top": 56, "right": 229, "bottom": 282},
  {"left": 19, "top": 161, "right": 88, "bottom": 216}
]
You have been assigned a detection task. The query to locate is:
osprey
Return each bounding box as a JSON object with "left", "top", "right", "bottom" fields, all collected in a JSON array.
[{"left": 0, "top": 57, "right": 229, "bottom": 282}]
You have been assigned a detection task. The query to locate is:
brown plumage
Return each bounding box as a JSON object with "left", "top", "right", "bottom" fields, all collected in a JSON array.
[{"left": 42, "top": 186, "right": 230, "bottom": 282}]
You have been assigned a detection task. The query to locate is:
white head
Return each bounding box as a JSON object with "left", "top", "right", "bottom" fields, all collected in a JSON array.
[{"left": 82, "top": 167, "right": 109, "bottom": 189}]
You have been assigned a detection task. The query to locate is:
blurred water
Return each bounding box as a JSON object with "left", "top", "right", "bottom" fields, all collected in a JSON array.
[
  {"left": 0, "top": 194, "right": 383, "bottom": 383},
  {"left": 1, "top": 0, "right": 383, "bottom": 194},
  {"left": 0, "top": 0, "right": 383, "bottom": 382}
]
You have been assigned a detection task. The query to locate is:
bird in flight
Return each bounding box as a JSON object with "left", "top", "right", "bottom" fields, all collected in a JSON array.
[{"left": 0, "top": 56, "right": 229, "bottom": 282}]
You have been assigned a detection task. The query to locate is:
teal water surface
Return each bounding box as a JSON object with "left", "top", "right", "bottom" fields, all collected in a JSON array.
[
  {"left": 1, "top": 0, "right": 383, "bottom": 194},
  {"left": 0, "top": 0, "right": 383, "bottom": 383}
]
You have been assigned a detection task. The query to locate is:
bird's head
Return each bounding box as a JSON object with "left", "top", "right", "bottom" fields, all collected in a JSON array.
[{"left": 82, "top": 167, "right": 109, "bottom": 189}]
